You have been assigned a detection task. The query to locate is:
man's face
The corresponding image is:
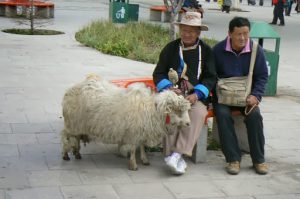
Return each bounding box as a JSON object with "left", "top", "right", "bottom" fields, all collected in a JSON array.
[
  {"left": 179, "top": 24, "right": 201, "bottom": 47},
  {"left": 229, "top": 26, "right": 250, "bottom": 51}
]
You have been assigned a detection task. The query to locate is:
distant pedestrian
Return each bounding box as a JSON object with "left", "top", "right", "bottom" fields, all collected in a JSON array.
[
  {"left": 285, "top": 0, "right": 293, "bottom": 16},
  {"left": 270, "top": 0, "right": 286, "bottom": 26},
  {"left": 248, "top": 0, "right": 256, "bottom": 5},
  {"left": 222, "top": 0, "right": 232, "bottom": 13},
  {"left": 295, "top": 0, "right": 300, "bottom": 13}
]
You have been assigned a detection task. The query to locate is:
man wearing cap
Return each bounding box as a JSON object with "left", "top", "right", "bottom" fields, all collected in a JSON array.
[{"left": 153, "top": 12, "right": 216, "bottom": 175}]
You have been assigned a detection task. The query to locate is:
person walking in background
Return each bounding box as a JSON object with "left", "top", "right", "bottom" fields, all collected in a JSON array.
[
  {"left": 222, "top": 0, "right": 232, "bottom": 13},
  {"left": 212, "top": 17, "right": 269, "bottom": 175},
  {"left": 182, "top": 0, "right": 205, "bottom": 18},
  {"left": 153, "top": 12, "right": 216, "bottom": 175},
  {"left": 285, "top": 0, "right": 294, "bottom": 16},
  {"left": 295, "top": 0, "right": 300, "bottom": 13},
  {"left": 270, "top": 0, "right": 286, "bottom": 25}
]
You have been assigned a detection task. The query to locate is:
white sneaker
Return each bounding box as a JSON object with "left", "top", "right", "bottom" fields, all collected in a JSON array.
[
  {"left": 164, "top": 153, "right": 181, "bottom": 174},
  {"left": 173, "top": 157, "right": 187, "bottom": 175}
]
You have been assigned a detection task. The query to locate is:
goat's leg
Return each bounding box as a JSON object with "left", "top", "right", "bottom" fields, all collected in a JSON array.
[
  {"left": 63, "top": 152, "right": 70, "bottom": 161},
  {"left": 140, "top": 144, "right": 150, "bottom": 165},
  {"left": 128, "top": 146, "right": 138, "bottom": 170},
  {"left": 61, "top": 128, "right": 70, "bottom": 160},
  {"left": 73, "top": 136, "right": 82, "bottom": 159}
]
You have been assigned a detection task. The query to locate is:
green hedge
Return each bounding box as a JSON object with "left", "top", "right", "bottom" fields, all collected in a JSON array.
[{"left": 75, "top": 21, "right": 218, "bottom": 64}]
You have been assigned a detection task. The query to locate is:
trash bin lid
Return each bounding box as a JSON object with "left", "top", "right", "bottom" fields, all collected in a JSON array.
[{"left": 250, "top": 21, "right": 280, "bottom": 39}]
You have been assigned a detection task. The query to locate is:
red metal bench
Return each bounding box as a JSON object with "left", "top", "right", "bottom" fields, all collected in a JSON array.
[
  {"left": 149, "top": 5, "right": 184, "bottom": 22},
  {"left": 0, "top": 0, "right": 54, "bottom": 18}
]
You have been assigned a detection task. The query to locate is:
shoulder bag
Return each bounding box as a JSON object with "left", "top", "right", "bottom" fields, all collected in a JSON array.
[{"left": 216, "top": 42, "right": 258, "bottom": 107}]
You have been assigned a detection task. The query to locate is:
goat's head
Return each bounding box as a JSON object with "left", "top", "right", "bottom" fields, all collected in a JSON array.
[{"left": 155, "top": 90, "right": 191, "bottom": 128}]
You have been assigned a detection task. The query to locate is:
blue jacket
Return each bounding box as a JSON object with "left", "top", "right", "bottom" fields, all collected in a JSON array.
[{"left": 212, "top": 38, "right": 268, "bottom": 101}]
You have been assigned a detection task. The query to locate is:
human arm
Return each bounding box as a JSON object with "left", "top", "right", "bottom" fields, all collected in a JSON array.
[
  {"left": 153, "top": 41, "right": 179, "bottom": 91},
  {"left": 193, "top": 41, "right": 217, "bottom": 100}
]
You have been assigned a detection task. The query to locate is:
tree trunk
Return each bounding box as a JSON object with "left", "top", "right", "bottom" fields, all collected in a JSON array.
[
  {"left": 30, "top": 0, "right": 34, "bottom": 34},
  {"left": 169, "top": 12, "right": 176, "bottom": 41},
  {"left": 164, "top": 0, "right": 184, "bottom": 41}
]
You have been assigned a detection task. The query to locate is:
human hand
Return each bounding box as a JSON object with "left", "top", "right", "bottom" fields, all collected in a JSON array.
[
  {"left": 185, "top": 93, "right": 198, "bottom": 104},
  {"left": 246, "top": 95, "right": 259, "bottom": 107},
  {"left": 169, "top": 87, "right": 182, "bottom": 95}
]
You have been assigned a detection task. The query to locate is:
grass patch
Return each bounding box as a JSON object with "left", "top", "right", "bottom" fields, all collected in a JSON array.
[
  {"left": 2, "top": 28, "right": 64, "bottom": 35},
  {"left": 75, "top": 20, "right": 218, "bottom": 64}
]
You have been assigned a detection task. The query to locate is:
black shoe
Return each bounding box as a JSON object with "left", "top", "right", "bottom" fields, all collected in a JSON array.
[
  {"left": 269, "top": 22, "right": 276, "bottom": 25},
  {"left": 278, "top": 23, "right": 285, "bottom": 26}
]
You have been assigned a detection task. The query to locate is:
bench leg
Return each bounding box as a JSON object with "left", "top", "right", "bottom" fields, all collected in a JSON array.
[
  {"left": 5, "top": 5, "right": 17, "bottom": 17},
  {"left": 36, "top": 7, "right": 49, "bottom": 18},
  {"left": 149, "top": 10, "right": 161, "bottom": 21},
  {"left": 212, "top": 115, "right": 250, "bottom": 153},
  {"left": 161, "top": 11, "right": 170, "bottom": 22},
  {"left": 191, "top": 124, "right": 208, "bottom": 163},
  {"left": 0, "top": 5, "right": 5, "bottom": 16}
]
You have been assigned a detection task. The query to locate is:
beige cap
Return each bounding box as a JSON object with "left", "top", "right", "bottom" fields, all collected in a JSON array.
[{"left": 174, "top": 11, "right": 208, "bottom": 31}]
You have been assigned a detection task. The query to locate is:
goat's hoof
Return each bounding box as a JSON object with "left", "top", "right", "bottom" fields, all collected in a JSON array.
[
  {"left": 63, "top": 156, "right": 70, "bottom": 161},
  {"left": 128, "top": 163, "right": 138, "bottom": 171},
  {"left": 142, "top": 161, "right": 150, "bottom": 166},
  {"left": 75, "top": 154, "right": 82, "bottom": 159},
  {"left": 129, "top": 166, "right": 138, "bottom": 171}
]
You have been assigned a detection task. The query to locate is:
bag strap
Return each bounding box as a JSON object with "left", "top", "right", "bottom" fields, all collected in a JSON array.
[{"left": 246, "top": 42, "right": 258, "bottom": 95}]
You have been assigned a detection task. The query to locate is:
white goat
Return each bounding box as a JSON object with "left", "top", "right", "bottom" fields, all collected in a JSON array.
[{"left": 61, "top": 75, "right": 191, "bottom": 170}]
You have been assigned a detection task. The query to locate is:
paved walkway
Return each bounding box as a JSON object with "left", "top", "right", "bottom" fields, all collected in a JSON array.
[{"left": 0, "top": 0, "right": 299, "bottom": 198}]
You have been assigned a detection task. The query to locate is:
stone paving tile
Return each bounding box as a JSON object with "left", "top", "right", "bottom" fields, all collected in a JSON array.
[
  {"left": 61, "top": 184, "right": 120, "bottom": 199},
  {"left": 46, "top": 155, "right": 98, "bottom": 170},
  {"left": 267, "top": 138, "right": 300, "bottom": 150},
  {"left": 36, "top": 132, "right": 60, "bottom": 144},
  {"left": 11, "top": 123, "right": 53, "bottom": 134},
  {"left": 0, "top": 156, "right": 48, "bottom": 171},
  {"left": 92, "top": 153, "right": 131, "bottom": 170},
  {"left": 78, "top": 168, "right": 132, "bottom": 185},
  {"left": 49, "top": 121, "right": 64, "bottom": 134},
  {"left": 0, "top": 111, "right": 27, "bottom": 123},
  {"left": 5, "top": 187, "right": 64, "bottom": 199},
  {"left": 0, "top": 133, "right": 37, "bottom": 144},
  {"left": 0, "top": 123, "right": 12, "bottom": 134},
  {"left": 224, "top": 196, "right": 254, "bottom": 199},
  {"left": 212, "top": 176, "right": 299, "bottom": 197},
  {"left": 114, "top": 182, "right": 175, "bottom": 199},
  {"left": 255, "top": 194, "right": 300, "bottom": 199},
  {"left": 25, "top": 110, "right": 55, "bottom": 123},
  {"left": 0, "top": 144, "right": 19, "bottom": 157},
  {"left": 18, "top": 143, "right": 61, "bottom": 157},
  {"left": 267, "top": 149, "right": 300, "bottom": 164},
  {"left": 263, "top": 120, "right": 300, "bottom": 129},
  {"left": 27, "top": 170, "right": 82, "bottom": 187},
  {"left": 0, "top": 96, "right": 25, "bottom": 112},
  {"left": 0, "top": 168, "right": 29, "bottom": 189},
  {"left": 164, "top": 181, "right": 225, "bottom": 199}
]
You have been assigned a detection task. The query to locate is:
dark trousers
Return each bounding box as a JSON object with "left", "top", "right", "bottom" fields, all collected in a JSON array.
[
  {"left": 272, "top": 1, "right": 285, "bottom": 24},
  {"left": 213, "top": 103, "right": 265, "bottom": 164}
]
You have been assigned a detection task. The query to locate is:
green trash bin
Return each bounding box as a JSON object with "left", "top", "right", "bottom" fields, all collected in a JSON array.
[
  {"left": 109, "top": 0, "right": 139, "bottom": 23},
  {"left": 250, "top": 21, "right": 281, "bottom": 96}
]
